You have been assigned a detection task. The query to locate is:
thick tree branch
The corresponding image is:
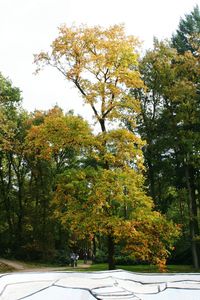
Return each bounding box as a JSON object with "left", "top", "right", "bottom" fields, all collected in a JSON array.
[{"left": 73, "top": 78, "right": 100, "bottom": 119}]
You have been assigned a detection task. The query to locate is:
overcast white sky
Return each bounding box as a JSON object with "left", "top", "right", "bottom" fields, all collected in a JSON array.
[{"left": 0, "top": 0, "right": 198, "bottom": 121}]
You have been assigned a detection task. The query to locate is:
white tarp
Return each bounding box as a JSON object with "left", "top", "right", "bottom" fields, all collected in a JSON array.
[{"left": 0, "top": 270, "right": 200, "bottom": 299}]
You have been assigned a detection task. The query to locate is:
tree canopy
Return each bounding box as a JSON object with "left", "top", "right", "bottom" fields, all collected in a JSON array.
[
  {"left": 35, "top": 24, "right": 144, "bottom": 132},
  {"left": 34, "top": 24, "right": 179, "bottom": 270}
]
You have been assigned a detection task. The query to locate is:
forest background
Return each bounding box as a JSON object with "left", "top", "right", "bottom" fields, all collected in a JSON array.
[{"left": 0, "top": 6, "right": 200, "bottom": 270}]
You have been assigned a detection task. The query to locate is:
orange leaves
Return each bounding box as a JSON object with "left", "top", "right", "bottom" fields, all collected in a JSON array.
[{"left": 118, "top": 216, "right": 180, "bottom": 271}]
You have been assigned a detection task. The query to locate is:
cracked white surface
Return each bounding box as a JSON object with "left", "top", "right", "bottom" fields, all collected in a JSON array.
[{"left": 0, "top": 270, "right": 200, "bottom": 299}]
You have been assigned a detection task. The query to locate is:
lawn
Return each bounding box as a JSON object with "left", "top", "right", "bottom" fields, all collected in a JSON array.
[
  {"left": 0, "top": 258, "right": 200, "bottom": 274},
  {"left": 76, "top": 262, "right": 200, "bottom": 273}
]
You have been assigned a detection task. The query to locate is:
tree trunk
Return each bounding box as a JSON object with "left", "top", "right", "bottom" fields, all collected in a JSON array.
[
  {"left": 146, "top": 153, "right": 156, "bottom": 200},
  {"left": 0, "top": 158, "right": 14, "bottom": 249},
  {"left": 189, "top": 165, "right": 200, "bottom": 263},
  {"left": 92, "top": 236, "right": 96, "bottom": 261},
  {"left": 185, "top": 164, "right": 199, "bottom": 269},
  {"left": 99, "top": 118, "right": 106, "bottom": 133},
  {"left": 107, "top": 234, "right": 115, "bottom": 270},
  {"left": 16, "top": 177, "right": 24, "bottom": 252},
  {"left": 99, "top": 117, "right": 116, "bottom": 270}
]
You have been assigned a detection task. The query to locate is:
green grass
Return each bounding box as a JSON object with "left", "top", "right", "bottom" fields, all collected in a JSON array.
[
  {"left": 121, "top": 264, "right": 200, "bottom": 273},
  {"left": 166, "top": 264, "right": 200, "bottom": 273},
  {"left": 1, "top": 258, "right": 200, "bottom": 273},
  {"left": 25, "top": 260, "right": 200, "bottom": 273},
  {"left": 75, "top": 263, "right": 200, "bottom": 273}
]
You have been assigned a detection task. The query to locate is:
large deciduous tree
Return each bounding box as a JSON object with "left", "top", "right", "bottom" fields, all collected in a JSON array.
[
  {"left": 35, "top": 24, "right": 179, "bottom": 270},
  {"left": 25, "top": 107, "right": 93, "bottom": 257}
]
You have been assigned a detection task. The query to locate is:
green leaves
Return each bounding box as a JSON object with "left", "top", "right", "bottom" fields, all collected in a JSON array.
[
  {"left": 172, "top": 5, "right": 200, "bottom": 54},
  {"left": 0, "top": 73, "right": 21, "bottom": 108}
]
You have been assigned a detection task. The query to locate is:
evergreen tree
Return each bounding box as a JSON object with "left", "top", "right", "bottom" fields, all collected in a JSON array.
[{"left": 172, "top": 5, "right": 200, "bottom": 54}]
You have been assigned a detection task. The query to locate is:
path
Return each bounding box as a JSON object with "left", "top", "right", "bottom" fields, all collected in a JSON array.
[
  {"left": 0, "top": 258, "right": 91, "bottom": 273},
  {"left": 0, "top": 258, "right": 25, "bottom": 271}
]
